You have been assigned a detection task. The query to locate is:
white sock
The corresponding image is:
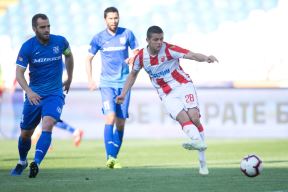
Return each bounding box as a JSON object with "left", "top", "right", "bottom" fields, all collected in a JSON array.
[
  {"left": 18, "top": 160, "right": 27, "bottom": 165},
  {"left": 198, "top": 131, "right": 206, "bottom": 167},
  {"left": 182, "top": 124, "right": 201, "bottom": 140}
]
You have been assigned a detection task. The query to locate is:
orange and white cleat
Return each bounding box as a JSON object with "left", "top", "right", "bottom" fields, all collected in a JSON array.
[{"left": 73, "top": 129, "right": 84, "bottom": 147}]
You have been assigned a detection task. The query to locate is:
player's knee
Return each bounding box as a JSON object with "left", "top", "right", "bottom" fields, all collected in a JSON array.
[
  {"left": 20, "top": 130, "right": 34, "bottom": 140},
  {"left": 191, "top": 116, "right": 201, "bottom": 126},
  {"left": 42, "top": 119, "right": 56, "bottom": 131}
]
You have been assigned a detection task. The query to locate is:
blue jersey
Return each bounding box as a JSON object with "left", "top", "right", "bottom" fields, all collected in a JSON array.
[
  {"left": 16, "top": 35, "right": 70, "bottom": 97},
  {"left": 88, "top": 27, "right": 138, "bottom": 88}
]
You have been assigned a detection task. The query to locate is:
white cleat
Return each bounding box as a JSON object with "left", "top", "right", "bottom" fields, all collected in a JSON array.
[
  {"left": 199, "top": 164, "right": 209, "bottom": 175},
  {"left": 182, "top": 140, "right": 207, "bottom": 151}
]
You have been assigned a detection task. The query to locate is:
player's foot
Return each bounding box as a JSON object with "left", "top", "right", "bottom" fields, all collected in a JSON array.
[
  {"left": 199, "top": 164, "right": 209, "bottom": 175},
  {"left": 106, "top": 156, "right": 116, "bottom": 169},
  {"left": 113, "top": 159, "right": 122, "bottom": 169},
  {"left": 73, "top": 129, "right": 84, "bottom": 147},
  {"left": 29, "top": 161, "right": 39, "bottom": 178},
  {"left": 182, "top": 140, "right": 207, "bottom": 151},
  {"left": 10, "top": 161, "right": 28, "bottom": 176}
]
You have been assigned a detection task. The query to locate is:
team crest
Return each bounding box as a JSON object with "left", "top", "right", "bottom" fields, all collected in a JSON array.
[
  {"left": 57, "top": 106, "right": 62, "bottom": 114},
  {"left": 53, "top": 46, "right": 60, "bottom": 54},
  {"left": 119, "top": 37, "right": 126, "bottom": 45},
  {"left": 160, "top": 56, "right": 165, "bottom": 62}
]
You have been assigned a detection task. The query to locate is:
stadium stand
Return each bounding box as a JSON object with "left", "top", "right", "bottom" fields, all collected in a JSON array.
[
  {"left": 1, "top": 0, "right": 285, "bottom": 87},
  {"left": 0, "top": 0, "right": 279, "bottom": 46}
]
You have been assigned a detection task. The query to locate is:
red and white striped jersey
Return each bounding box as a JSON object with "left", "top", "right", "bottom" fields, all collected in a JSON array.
[{"left": 133, "top": 42, "right": 192, "bottom": 98}]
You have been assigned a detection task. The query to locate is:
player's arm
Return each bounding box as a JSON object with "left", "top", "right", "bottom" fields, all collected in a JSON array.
[
  {"left": 85, "top": 53, "right": 97, "bottom": 91},
  {"left": 16, "top": 65, "right": 41, "bottom": 105},
  {"left": 63, "top": 48, "right": 74, "bottom": 94},
  {"left": 126, "top": 49, "right": 139, "bottom": 65},
  {"left": 184, "top": 51, "right": 218, "bottom": 63},
  {"left": 116, "top": 69, "right": 139, "bottom": 104}
]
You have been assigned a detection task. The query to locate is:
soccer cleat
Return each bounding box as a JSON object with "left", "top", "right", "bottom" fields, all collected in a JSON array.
[
  {"left": 182, "top": 140, "right": 207, "bottom": 151},
  {"left": 73, "top": 129, "right": 84, "bottom": 147},
  {"left": 10, "top": 161, "right": 28, "bottom": 176},
  {"left": 29, "top": 162, "right": 39, "bottom": 178},
  {"left": 199, "top": 164, "right": 209, "bottom": 175},
  {"left": 113, "top": 159, "right": 122, "bottom": 169},
  {"left": 106, "top": 156, "right": 115, "bottom": 169}
]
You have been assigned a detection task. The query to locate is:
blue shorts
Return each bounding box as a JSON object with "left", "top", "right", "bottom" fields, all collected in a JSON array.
[
  {"left": 20, "top": 95, "right": 65, "bottom": 130},
  {"left": 100, "top": 87, "right": 131, "bottom": 119}
]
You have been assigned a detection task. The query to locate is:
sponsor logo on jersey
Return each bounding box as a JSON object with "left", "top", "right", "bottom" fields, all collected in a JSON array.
[
  {"left": 148, "top": 69, "right": 170, "bottom": 78},
  {"left": 103, "top": 46, "right": 126, "bottom": 52},
  {"left": 33, "top": 56, "right": 62, "bottom": 63}
]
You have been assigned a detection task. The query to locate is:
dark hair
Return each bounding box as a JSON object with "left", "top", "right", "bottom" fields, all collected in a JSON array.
[
  {"left": 104, "top": 7, "right": 119, "bottom": 18},
  {"left": 32, "top": 13, "right": 48, "bottom": 28},
  {"left": 147, "top": 26, "right": 163, "bottom": 39}
]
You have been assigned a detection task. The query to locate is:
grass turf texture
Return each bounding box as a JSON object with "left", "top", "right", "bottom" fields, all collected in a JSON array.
[{"left": 0, "top": 139, "right": 287, "bottom": 192}]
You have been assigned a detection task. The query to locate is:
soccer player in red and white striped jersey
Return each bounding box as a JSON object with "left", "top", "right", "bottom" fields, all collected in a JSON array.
[{"left": 116, "top": 26, "right": 218, "bottom": 175}]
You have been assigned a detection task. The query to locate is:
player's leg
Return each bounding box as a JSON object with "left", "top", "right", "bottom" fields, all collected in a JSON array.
[
  {"left": 11, "top": 99, "right": 41, "bottom": 176},
  {"left": 100, "top": 88, "right": 118, "bottom": 168},
  {"left": 176, "top": 110, "right": 206, "bottom": 150},
  {"left": 187, "top": 108, "right": 209, "bottom": 175},
  {"left": 31, "top": 126, "right": 42, "bottom": 145},
  {"left": 10, "top": 129, "right": 33, "bottom": 176},
  {"left": 112, "top": 118, "right": 125, "bottom": 169},
  {"left": 104, "top": 113, "right": 116, "bottom": 167},
  {"left": 176, "top": 83, "right": 206, "bottom": 151},
  {"left": 162, "top": 89, "right": 204, "bottom": 150},
  {"left": 55, "top": 120, "right": 84, "bottom": 147},
  {"left": 111, "top": 89, "right": 131, "bottom": 168},
  {"left": 30, "top": 95, "right": 64, "bottom": 178}
]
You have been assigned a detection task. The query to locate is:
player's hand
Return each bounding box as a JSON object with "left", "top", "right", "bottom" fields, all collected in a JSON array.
[
  {"left": 88, "top": 80, "right": 97, "bottom": 91},
  {"left": 63, "top": 79, "right": 72, "bottom": 94},
  {"left": 116, "top": 95, "right": 125, "bottom": 104},
  {"left": 207, "top": 55, "right": 218, "bottom": 63},
  {"left": 125, "top": 56, "right": 135, "bottom": 66},
  {"left": 26, "top": 90, "right": 41, "bottom": 105}
]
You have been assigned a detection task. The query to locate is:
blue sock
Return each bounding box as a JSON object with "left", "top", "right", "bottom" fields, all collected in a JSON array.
[
  {"left": 34, "top": 131, "right": 52, "bottom": 165},
  {"left": 18, "top": 136, "right": 31, "bottom": 161},
  {"left": 55, "top": 121, "right": 75, "bottom": 133},
  {"left": 113, "top": 129, "right": 124, "bottom": 158},
  {"left": 104, "top": 124, "right": 114, "bottom": 158}
]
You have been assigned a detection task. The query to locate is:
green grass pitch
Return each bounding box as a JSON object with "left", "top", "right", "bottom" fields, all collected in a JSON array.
[{"left": 0, "top": 139, "right": 287, "bottom": 192}]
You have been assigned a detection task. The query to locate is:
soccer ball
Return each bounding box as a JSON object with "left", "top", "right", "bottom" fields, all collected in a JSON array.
[{"left": 240, "top": 154, "right": 263, "bottom": 177}]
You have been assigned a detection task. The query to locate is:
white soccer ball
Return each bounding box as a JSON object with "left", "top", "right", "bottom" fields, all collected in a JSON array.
[{"left": 240, "top": 154, "right": 263, "bottom": 177}]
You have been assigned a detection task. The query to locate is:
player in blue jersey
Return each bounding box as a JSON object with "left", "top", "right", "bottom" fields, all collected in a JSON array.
[
  {"left": 10, "top": 13, "right": 74, "bottom": 178},
  {"left": 86, "top": 7, "right": 139, "bottom": 169}
]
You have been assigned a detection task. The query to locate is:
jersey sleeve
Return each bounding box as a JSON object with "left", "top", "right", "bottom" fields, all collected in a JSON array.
[
  {"left": 62, "top": 37, "right": 71, "bottom": 56},
  {"left": 88, "top": 35, "right": 100, "bottom": 55},
  {"left": 132, "top": 49, "right": 143, "bottom": 71},
  {"left": 16, "top": 43, "right": 30, "bottom": 68},
  {"left": 127, "top": 30, "right": 139, "bottom": 50},
  {"left": 166, "top": 42, "right": 189, "bottom": 59}
]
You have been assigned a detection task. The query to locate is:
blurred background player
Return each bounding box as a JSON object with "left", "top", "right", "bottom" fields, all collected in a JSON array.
[
  {"left": 86, "top": 7, "right": 139, "bottom": 169},
  {"left": 10, "top": 13, "right": 74, "bottom": 178},
  {"left": 116, "top": 25, "right": 218, "bottom": 175},
  {"left": 0, "top": 64, "right": 3, "bottom": 131},
  {"left": 31, "top": 120, "right": 83, "bottom": 147}
]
